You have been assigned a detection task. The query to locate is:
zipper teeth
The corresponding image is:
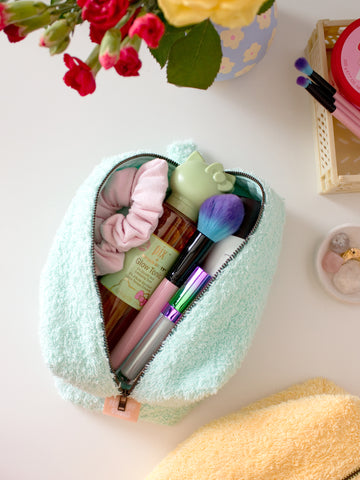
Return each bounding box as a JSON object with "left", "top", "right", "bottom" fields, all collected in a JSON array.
[
  {"left": 343, "top": 468, "right": 360, "bottom": 480},
  {"left": 91, "top": 153, "right": 176, "bottom": 393},
  {"left": 92, "top": 156, "right": 266, "bottom": 396},
  {"left": 177, "top": 170, "right": 266, "bottom": 316},
  {"left": 124, "top": 170, "right": 266, "bottom": 394}
]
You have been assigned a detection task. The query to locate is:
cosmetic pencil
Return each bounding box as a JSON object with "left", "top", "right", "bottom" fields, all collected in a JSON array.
[
  {"left": 110, "top": 193, "right": 245, "bottom": 369},
  {"left": 295, "top": 57, "right": 360, "bottom": 122},
  {"left": 116, "top": 266, "right": 212, "bottom": 390},
  {"left": 296, "top": 76, "right": 360, "bottom": 139}
]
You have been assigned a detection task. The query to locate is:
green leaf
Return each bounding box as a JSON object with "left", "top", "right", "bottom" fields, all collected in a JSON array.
[
  {"left": 257, "top": 0, "right": 275, "bottom": 15},
  {"left": 166, "top": 20, "right": 222, "bottom": 90},
  {"left": 150, "top": 25, "right": 186, "bottom": 68}
]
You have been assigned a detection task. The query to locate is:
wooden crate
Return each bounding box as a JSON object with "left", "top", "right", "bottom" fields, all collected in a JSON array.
[{"left": 305, "top": 19, "right": 360, "bottom": 194}]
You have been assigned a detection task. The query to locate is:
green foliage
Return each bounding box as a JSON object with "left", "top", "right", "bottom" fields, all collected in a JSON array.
[
  {"left": 150, "top": 24, "right": 186, "bottom": 68},
  {"left": 257, "top": 0, "right": 275, "bottom": 15},
  {"left": 151, "top": 19, "right": 221, "bottom": 90}
]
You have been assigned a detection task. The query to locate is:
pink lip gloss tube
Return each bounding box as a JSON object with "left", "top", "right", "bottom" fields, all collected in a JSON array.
[
  {"left": 110, "top": 278, "right": 178, "bottom": 369},
  {"left": 116, "top": 267, "right": 211, "bottom": 390}
]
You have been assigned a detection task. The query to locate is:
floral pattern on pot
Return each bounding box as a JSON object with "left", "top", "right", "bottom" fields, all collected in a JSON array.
[{"left": 214, "top": 2, "right": 277, "bottom": 81}]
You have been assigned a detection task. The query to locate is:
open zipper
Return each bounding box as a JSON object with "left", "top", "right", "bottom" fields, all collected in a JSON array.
[
  {"left": 91, "top": 153, "right": 266, "bottom": 409},
  {"left": 343, "top": 468, "right": 360, "bottom": 480}
]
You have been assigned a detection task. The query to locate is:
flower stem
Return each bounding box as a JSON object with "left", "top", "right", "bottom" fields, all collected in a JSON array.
[{"left": 86, "top": 44, "right": 101, "bottom": 74}]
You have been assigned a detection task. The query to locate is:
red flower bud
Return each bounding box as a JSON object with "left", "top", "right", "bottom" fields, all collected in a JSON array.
[
  {"left": 3, "top": 24, "right": 26, "bottom": 42},
  {"left": 63, "top": 53, "right": 96, "bottom": 96},
  {"left": 129, "top": 13, "right": 165, "bottom": 49},
  {"left": 114, "top": 46, "right": 141, "bottom": 77},
  {"left": 99, "top": 28, "right": 121, "bottom": 69},
  {"left": 78, "top": 0, "right": 129, "bottom": 30}
]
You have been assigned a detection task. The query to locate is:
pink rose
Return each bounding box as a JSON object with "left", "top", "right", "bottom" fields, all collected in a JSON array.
[
  {"left": 129, "top": 13, "right": 165, "bottom": 49},
  {"left": 114, "top": 46, "right": 141, "bottom": 77},
  {"left": 3, "top": 25, "right": 26, "bottom": 42},
  {"left": 78, "top": 0, "right": 129, "bottom": 30},
  {"left": 63, "top": 53, "right": 96, "bottom": 96}
]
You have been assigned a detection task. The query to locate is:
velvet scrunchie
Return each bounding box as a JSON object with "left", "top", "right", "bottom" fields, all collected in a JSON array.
[{"left": 94, "top": 158, "right": 168, "bottom": 275}]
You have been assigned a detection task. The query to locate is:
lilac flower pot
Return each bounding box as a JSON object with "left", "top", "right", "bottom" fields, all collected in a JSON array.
[{"left": 214, "top": 2, "right": 278, "bottom": 81}]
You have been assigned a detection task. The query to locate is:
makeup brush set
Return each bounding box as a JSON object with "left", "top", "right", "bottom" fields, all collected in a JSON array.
[
  {"left": 39, "top": 141, "right": 285, "bottom": 425},
  {"left": 295, "top": 19, "right": 360, "bottom": 140}
]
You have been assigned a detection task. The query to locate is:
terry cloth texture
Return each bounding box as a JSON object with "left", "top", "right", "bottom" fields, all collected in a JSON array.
[
  {"left": 39, "top": 140, "right": 285, "bottom": 425},
  {"left": 146, "top": 378, "right": 360, "bottom": 480}
]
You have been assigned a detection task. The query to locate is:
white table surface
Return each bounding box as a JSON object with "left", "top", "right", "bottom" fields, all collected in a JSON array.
[{"left": 1, "top": 1, "right": 360, "bottom": 478}]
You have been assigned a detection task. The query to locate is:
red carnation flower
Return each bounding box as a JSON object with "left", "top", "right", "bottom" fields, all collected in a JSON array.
[
  {"left": 3, "top": 24, "right": 26, "bottom": 43},
  {"left": 63, "top": 53, "right": 96, "bottom": 96},
  {"left": 129, "top": 13, "right": 165, "bottom": 49},
  {"left": 89, "top": 7, "right": 140, "bottom": 44},
  {"left": 114, "top": 46, "right": 141, "bottom": 77},
  {"left": 78, "top": 0, "right": 129, "bottom": 30}
]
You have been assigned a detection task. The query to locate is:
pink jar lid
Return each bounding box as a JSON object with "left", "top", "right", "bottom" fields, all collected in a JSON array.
[{"left": 331, "top": 19, "right": 360, "bottom": 108}]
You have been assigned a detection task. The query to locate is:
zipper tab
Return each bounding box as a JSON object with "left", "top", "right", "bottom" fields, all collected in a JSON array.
[
  {"left": 103, "top": 393, "right": 141, "bottom": 422},
  {"left": 117, "top": 394, "right": 128, "bottom": 411}
]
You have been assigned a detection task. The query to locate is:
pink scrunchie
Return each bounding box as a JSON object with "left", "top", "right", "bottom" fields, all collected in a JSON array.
[{"left": 94, "top": 158, "right": 168, "bottom": 275}]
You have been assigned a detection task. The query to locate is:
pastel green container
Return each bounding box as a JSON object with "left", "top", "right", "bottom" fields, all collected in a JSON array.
[{"left": 215, "top": 3, "right": 278, "bottom": 81}]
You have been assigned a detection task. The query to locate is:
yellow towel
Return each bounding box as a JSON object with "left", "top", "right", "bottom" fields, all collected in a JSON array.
[{"left": 146, "top": 378, "right": 360, "bottom": 480}]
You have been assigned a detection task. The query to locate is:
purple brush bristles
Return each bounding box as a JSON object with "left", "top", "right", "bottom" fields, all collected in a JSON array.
[
  {"left": 197, "top": 194, "right": 245, "bottom": 243},
  {"left": 295, "top": 57, "right": 313, "bottom": 75},
  {"left": 294, "top": 57, "right": 336, "bottom": 96},
  {"left": 296, "top": 76, "right": 311, "bottom": 88}
]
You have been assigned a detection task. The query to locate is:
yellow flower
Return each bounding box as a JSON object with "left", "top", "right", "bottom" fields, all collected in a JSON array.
[
  {"left": 158, "top": 0, "right": 266, "bottom": 29},
  {"left": 220, "top": 27, "right": 244, "bottom": 49},
  {"left": 256, "top": 10, "right": 271, "bottom": 29},
  {"left": 266, "top": 27, "right": 276, "bottom": 50},
  {"left": 243, "top": 42, "right": 261, "bottom": 62},
  {"left": 219, "top": 56, "right": 235, "bottom": 74}
]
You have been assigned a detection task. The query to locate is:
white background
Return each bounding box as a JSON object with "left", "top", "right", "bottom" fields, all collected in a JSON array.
[{"left": 1, "top": 1, "right": 360, "bottom": 478}]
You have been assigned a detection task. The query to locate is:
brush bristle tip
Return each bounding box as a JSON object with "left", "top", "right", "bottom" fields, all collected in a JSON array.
[
  {"left": 296, "top": 76, "right": 309, "bottom": 87},
  {"left": 198, "top": 194, "right": 245, "bottom": 243},
  {"left": 294, "top": 57, "right": 312, "bottom": 75}
]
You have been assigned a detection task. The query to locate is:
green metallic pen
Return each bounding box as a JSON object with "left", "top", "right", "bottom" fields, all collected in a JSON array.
[{"left": 117, "top": 266, "right": 211, "bottom": 390}]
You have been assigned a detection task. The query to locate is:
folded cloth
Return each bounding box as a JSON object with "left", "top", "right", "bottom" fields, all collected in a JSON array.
[
  {"left": 146, "top": 378, "right": 360, "bottom": 480},
  {"left": 94, "top": 158, "right": 168, "bottom": 275}
]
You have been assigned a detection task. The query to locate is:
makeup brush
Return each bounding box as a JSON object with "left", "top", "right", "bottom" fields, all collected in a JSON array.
[
  {"left": 295, "top": 57, "right": 360, "bottom": 121},
  {"left": 295, "top": 57, "right": 336, "bottom": 95},
  {"left": 117, "top": 266, "right": 212, "bottom": 390},
  {"left": 296, "top": 76, "right": 360, "bottom": 139},
  {"left": 110, "top": 193, "right": 245, "bottom": 369}
]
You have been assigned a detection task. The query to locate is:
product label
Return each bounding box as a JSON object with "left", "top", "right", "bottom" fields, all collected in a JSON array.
[
  {"left": 103, "top": 396, "right": 141, "bottom": 422},
  {"left": 341, "top": 27, "right": 360, "bottom": 91},
  {"left": 100, "top": 234, "right": 179, "bottom": 310},
  {"left": 202, "top": 235, "right": 245, "bottom": 275}
]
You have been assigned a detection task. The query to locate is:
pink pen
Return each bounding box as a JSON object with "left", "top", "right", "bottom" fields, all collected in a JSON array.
[
  {"left": 333, "top": 102, "right": 360, "bottom": 138},
  {"left": 295, "top": 56, "right": 360, "bottom": 124},
  {"left": 334, "top": 91, "right": 360, "bottom": 122},
  {"left": 297, "top": 76, "right": 360, "bottom": 139},
  {"left": 110, "top": 278, "right": 178, "bottom": 368}
]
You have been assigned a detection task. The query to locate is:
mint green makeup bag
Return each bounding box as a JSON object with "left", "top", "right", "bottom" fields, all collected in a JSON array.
[{"left": 39, "top": 141, "right": 285, "bottom": 425}]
